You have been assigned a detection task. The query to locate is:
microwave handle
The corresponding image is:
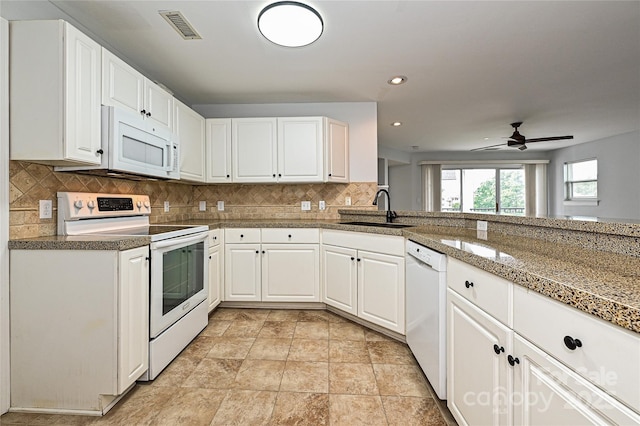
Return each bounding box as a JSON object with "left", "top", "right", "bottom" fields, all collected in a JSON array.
[
  {"left": 166, "top": 142, "right": 176, "bottom": 172},
  {"left": 152, "top": 232, "right": 207, "bottom": 249}
]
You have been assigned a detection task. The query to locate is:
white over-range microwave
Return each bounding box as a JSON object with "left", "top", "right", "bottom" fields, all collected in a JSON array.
[{"left": 56, "top": 105, "right": 180, "bottom": 180}]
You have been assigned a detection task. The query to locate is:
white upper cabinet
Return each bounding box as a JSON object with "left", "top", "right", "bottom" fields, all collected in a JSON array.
[
  {"left": 175, "top": 100, "right": 206, "bottom": 182},
  {"left": 232, "top": 118, "right": 278, "bottom": 183},
  {"left": 205, "top": 118, "right": 232, "bottom": 183},
  {"left": 102, "top": 48, "right": 173, "bottom": 131},
  {"left": 226, "top": 116, "right": 349, "bottom": 184},
  {"left": 325, "top": 118, "right": 349, "bottom": 182},
  {"left": 10, "top": 20, "right": 102, "bottom": 166},
  {"left": 277, "top": 117, "right": 324, "bottom": 183}
]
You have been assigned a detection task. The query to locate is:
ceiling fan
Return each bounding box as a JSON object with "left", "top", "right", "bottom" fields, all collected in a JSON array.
[{"left": 472, "top": 122, "right": 574, "bottom": 151}]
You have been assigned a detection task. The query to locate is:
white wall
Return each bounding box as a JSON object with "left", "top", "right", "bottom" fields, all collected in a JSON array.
[
  {"left": 194, "top": 102, "right": 378, "bottom": 182},
  {"left": 1, "top": 16, "right": 10, "bottom": 414},
  {"left": 548, "top": 130, "right": 640, "bottom": 219},
  {"left": 388, "top": 164, "right": 414, "bottom": 211}
]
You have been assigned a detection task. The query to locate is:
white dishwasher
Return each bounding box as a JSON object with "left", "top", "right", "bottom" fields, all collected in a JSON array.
[{"left": 406, "top": 240, "right": 447, "bottom": 400}]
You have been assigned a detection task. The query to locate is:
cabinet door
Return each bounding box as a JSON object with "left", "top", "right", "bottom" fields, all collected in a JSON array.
[
  {"left": 118, "top": 246, "right": 150, "bottom": 394},
  {"left": 277, "top": 117, "right": 323, "bottom": 183},
  {"left": 206, "top": 118, "right": 233, "bottom": 183},
  {"left": 175, "top": 100, "right": 206, "bottom": 182},
  {"left": 262, "top": 244, "right": 320, "bottom": 302},
  {"left": 513, "top": 333, "right": 640, "bottom": 426},
  {"left": 232, "top": 118, "right": 277, "bottom": 183},
  {"left": 64, "top": 23, "right": 102, "bottom": 164},
  {"left": 145, "top": 79, "right": 173, "bottom": 130},
  {"left": 447, "top": 289, "right": 511, "bottom": 426},
  {"left": 325, "top": 118, "right": 349, "bottom": 182},
  {"left": 357, "top": 250, "right": 405, "bottom": 334},
  {"left": 101, "top": 48, "right": 144, "bottom": 116},
  {"left": 321, "top": 245, "right": 358, "bottom": 315},
  {"left": 225, "top": 243, "right": 261, "bottom": 301},
  {"left": 208, "top": 245, "right": 223, "bottom": 312}
]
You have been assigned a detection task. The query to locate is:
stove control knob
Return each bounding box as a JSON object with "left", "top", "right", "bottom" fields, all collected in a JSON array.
[
  {"left": 74, "top": 200, "right": 83, "bottom": 209},
  {"left": 87, "top": 200, "right": 95, "bottom": 210},
  {"left": 144, "top": 201, "right": 150, "bottom": 209},
  {"left": 136, "top": 201, "right": 142, "bottom": 209}
]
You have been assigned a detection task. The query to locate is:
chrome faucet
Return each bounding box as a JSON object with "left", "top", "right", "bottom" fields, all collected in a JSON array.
[{"left": 373, "top": 189, "right": 397, "bottom": 223}]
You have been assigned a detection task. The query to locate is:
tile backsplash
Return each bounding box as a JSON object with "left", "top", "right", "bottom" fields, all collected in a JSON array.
[{"left": 9, "top": 161, "right": 377, "bottom": 239}]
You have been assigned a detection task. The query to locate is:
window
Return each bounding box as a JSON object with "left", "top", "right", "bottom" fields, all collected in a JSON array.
[
  {"left": 564, "top": 159, "right": 598, "bottom": 201},
  {"left": 441, "top": 167, "right": 525, "bottom": 215}
]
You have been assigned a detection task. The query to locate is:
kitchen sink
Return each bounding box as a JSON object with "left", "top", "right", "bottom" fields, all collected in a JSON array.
[{"left": 340, "top": 221, "right": 414, "bottom": 229}]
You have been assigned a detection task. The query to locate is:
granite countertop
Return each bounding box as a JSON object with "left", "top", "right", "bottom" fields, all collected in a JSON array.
[{"left": 9, "top": 219, "right": 640, "bottom": 334}]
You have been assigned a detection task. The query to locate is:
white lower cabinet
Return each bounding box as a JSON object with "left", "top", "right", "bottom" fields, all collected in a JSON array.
[
  {"left": 447, "top": 259, "right": 640, "bottom": 426},
  {"left": 321, "top": 230, "right": 405, "bottom": 334},
  {"left": 208, "top": 229, "right": 223, "bottom": 311},
  {"left": 10, "top": 246, "right": 149, "bottom": 414},
  {"left": 322, "top": 245, "right": 358, "bottom": 315},
  {"left": 447, "top": 290, "right": 512, "bottom": 426},
  {"left": 224, "top": 228, "right": 320, "bottom": 302}
]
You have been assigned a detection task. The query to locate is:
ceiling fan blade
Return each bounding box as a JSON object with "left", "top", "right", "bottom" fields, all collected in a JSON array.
[
  {"left": 507, "top": 139, "right": 526, "bottom": 147},
  {"left": 470, "top": 143, "right": 506, "bottom": 151},
  {"left": 525, "top": 135, "right": 574, "bottom": 143}
]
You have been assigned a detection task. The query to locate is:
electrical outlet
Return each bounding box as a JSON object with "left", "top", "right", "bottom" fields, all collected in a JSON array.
[
  {"left": 319, "top": 200, "right": 326, "bottom": 210},
  {"left": 477, "top": 230, "right": 488, "bottom": 240},
  {"left": 199, "top": 201, "right": 206, "bottom": 211},
  {"left": 164, "top": 201, "right": 170, "bottom": 212},
  {"left": 301, "top": 201, "right": 311, "bottom": 211},
  {"left": 345, "top": 196, "right": 352, "bottom": 206},
  {"left": 39, "top": 200, "right": 52, "bottom": 219},
  {"left": 477, "top": 220, "right": 488, "bottom": 231},
  {"left": 217, "top": 201, "right": 225, "bottom": 211}
]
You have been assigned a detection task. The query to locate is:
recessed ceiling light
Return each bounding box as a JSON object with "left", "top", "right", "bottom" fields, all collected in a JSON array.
[
  {"left": 484, "top": 137, "right": 490, "bottom": 140},
  {"left": 258, "top": 1, "right": 323, "bottom": 47},
  {"left": 391, "top": 122, "right": 402, "bottom": 127},
  {"left": 388, "top": 76, "right": 408, "bottom": 85}
]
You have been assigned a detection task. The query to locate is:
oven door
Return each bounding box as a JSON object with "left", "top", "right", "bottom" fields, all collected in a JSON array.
[{"left": 150, "top": 232, "right": 209, "bottom": 338}]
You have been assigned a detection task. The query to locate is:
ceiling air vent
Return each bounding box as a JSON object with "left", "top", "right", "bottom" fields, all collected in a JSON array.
[{"left": 159, "top": 11, "right": 202, "bottom": 40}]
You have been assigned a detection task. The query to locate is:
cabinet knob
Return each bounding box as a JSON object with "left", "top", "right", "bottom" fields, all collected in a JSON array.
[
  {"left": 507, "top": 355, "right": 520, "bottom": 366},
  {"left": 465, "top": 280, "right": 474, "bottom": 288},
  {"left": 563, "top": 336, "right": 583, "bottom": 350},
  {"left": 278, "top": 173, "right": 282, "bottom": 177},
  {"left": 255, "top": 250, "right": 259, "bottom": 254},
  {"left": 213, "top": 236, "right": 217, "bottom": 240},
  {"left": 262, "top": 250, "right": 265, "bottom": 254},
  {"left": 146, "top": 112, "right": 151, "bottom": 117},
  {"left": 240, "top": 234, "right": 244, "bottom": 238},
  {"left": 357, "top": 258, "right": 361, "bottom": 262},
  {"left": 288, "top": 234, "right": 292, "bottom": 238},
  {"left": 328, "top": 173, "right": 332, "bottom": 177},
  {"left": 493, "top": 344, "right": 504, "bottom": 355},
  {"left": 96, "top": 149, "right": 104, "bottom": 155},
  {"left": 145, "top": 257, "right": 150, "bottom": 261},
  {"left": 273, "top": 174, "right": 276, "bottom": 178},
  {"left": 226, "top": 174, "right": 230, "bottom": 178},
  {"left": 140, "top": 109, "right": 146, "bottom": 115},
  {"left": 209, "top": 255, "right": 212, "bottom": 259},
  {"left": 350, "top": 257, "right": 355, "bottom": 261}
]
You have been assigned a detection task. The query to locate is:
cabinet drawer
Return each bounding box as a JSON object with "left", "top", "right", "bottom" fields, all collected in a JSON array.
[
  {"left": 261, "top": 228, "right": 319, "bottom": 244},
  {"left": 322, "top": 230, "right": 404, "bottom": 256},
  {"left": 447, "top": 257, "right": 511, "bottom": 326},
  {"left": 225, "top": 228, "right": 261, "bottom": 243},
  {"left": 208, "top": 229, "right": 222, "bottom": 247},
  {"left": 513, "top": 285, "right": 640, "bottom": 412}
]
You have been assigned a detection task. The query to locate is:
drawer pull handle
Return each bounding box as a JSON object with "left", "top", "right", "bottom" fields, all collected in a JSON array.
[
  {"left": 493, "top": 344, "right": 504, "bottom": 355},
  {"left": 508, "top": 355, "right": 520, "bottom": 366},
  {"left": 465, "top": 280, "right": 474, "bottom": 288},
  {"left": 564, "top": 336, "right": 583, "bottom": 350}
]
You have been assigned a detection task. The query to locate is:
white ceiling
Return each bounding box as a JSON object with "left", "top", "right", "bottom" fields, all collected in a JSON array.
[{"left": 1, "top": 1, "right": 639, "bottom": 153}]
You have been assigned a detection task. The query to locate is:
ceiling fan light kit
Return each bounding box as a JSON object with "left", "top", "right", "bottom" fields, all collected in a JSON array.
[
  {"left": 472, "top": 122, "right": 574, "bottom": 152},
  {"left": 258, "top": 1, "right": 323, "bottom": 47}
]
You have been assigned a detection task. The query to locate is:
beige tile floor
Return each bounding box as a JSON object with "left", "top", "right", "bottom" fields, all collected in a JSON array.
[{"left": 1, "top": 308, "right": 456, "bottom": 426}]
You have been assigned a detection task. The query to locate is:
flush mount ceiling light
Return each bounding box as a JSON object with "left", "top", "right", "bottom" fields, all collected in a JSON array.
[
  {"left": 391, "top": 122, "right": 403, "bottom": 127},
  {"left": 388, "top": 76, "right": 408, "bottom": 85},
  {"left": 258, "top": 1, "right": 323, "bottom": 47}
]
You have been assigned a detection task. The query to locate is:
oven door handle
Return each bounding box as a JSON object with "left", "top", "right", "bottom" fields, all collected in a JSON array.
[{"left": 151, "top": 232, "right": 207, "bottom": 249}]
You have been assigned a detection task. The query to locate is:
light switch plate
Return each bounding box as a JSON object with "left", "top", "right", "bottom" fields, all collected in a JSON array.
[
  {"left": 345, "top": 196, "right": 352, "bottom": 206},
  {"left": 301, "top": 201, "right": 311, "bottom": 211},
  {"left": 319, "top": 200, "right": 326, "bottom": 210},
  {"left": 199, "top": 201, "right": 206, "bottom": 211},
  {"left": 164, "top": 201, "right": 170, "bottom": 212},
  {"left": 39, "top": 200, "right": 52, "bottom": 219},
  {"left": 217, "top": 201, "right": 224, "bottom": 211}
]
